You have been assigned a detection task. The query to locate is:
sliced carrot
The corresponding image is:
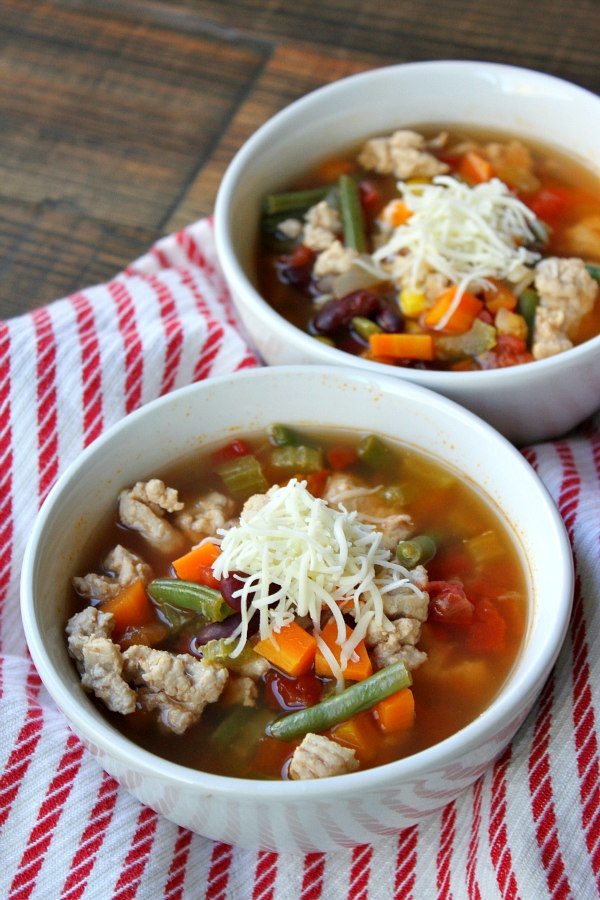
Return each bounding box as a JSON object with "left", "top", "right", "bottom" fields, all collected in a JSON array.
[
  {"left": 483, "top": 279, "right": 518, "bottom": 313},
  {"left": 332, "top": 711, "right": 379, "bottom": 763},
  {"left": 100, "top": 580, "right": 156, "bottom": 636},
  {"left": 315, "top": 618, "right": 373, "bottom": 682},
  {"left": 424, "top": 287, "right": 482, "bottom": 334},
  {"left": 254, "top": 621, "right": 317, "bottom": 677},
  {"left": 314, "top": 158, "right": 354, "bottom": 182},
  {"left": 368, "top": 332, "right": 434, "bottom": 361},
  {"left": 172, "top": 541, "right": 221, "bottom": 582},
  {"left": 382, "top": 199, "right": 412, "bottom": 228},
  {"left": 374, "top": 687, "right": 415, "bottom": 733},
  {"left": 458, "top": 151, "right": 494, "bottom": 184}
]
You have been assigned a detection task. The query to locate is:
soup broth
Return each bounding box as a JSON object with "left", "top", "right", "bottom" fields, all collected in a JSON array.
[{"left": 67, "top": 428, "right": 527, "bottom": 780}]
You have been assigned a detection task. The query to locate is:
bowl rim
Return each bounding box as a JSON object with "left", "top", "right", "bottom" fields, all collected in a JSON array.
[
  {"left": 20, "top": 365, "right": 574, "bottom": 800},
  {"left": 214, "top": 58, "right": 600, "bottom": 386}
]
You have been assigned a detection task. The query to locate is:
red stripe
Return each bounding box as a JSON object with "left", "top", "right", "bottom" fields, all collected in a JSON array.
[
  {"left": 152, "top": 246, "right": 171, "bottom": 269},
  {"left": 466, "top": 779, "right": 483, "bottom": 900},
  {"left": 558, "top": 441, "right": 600, "bottom": 889},
  {"left": 527, "top": 674, "right": 572, "bottom": 898},
  {"left": 112, "top": 806, "right": 159, "bottom": 899},
  {"left": 135, "top": 273, "right": 184, "bottom": 395},
  {"left": 488, "top": 745, "right": 520, "bottom": 900},
  {"left": 205, "top": 842, "right": 233, "bottom": 900},
  {"left": 108, "top": 281, "right": 144, "bottom": 414},
  {"left": 0, "top": 706, "right": 44, "bottom": 831},
  {"left": 163, "top": 827, "right": 193, "bottom": 900},
  {"left": 348, "top": 844, "right": 372, "bottom": 900},
  {"left": 252, "top": 850, "right": 278, "bottom": 900},
  {"left": 194, "top": 323, "right": 225, "bottom": 382},
  {"left": 8, "top": 733, "right": 85, "bottom": 899},
  {"left": 0, "top": 322, "right": 14, "bottom": 649},
  {"left": 176, "top": 230, "right": 238, "bottom": 327},
  {"left": 394, "top": 825, "right": 418, "bottom": 899},
  {"left": 70, "top": 293, "right": 104, "bottom": 447},
  {"left": 300, "top": 852, "right": 326, "bottom": 900},
  {"left": 60, "top": 773, "right": 120, "bottom": 900},
  {"left": 32, "top": 308, "right": 59, "bottom": 504},
  {"left": 436, "top": 802, "right": 456, "bottom": 900}
]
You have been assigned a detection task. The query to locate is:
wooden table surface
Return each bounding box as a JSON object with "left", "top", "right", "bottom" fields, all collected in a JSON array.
[{"left": 2, "top": 0, "right": 599, "bottom": 318}]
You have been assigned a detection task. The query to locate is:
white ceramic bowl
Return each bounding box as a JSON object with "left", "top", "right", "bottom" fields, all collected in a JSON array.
[
  {"left": 214, "top": 61, "right": 600, "bottom": 446},
  {"left": 21, "top": 366, "right": 572, "bottom": 850}
]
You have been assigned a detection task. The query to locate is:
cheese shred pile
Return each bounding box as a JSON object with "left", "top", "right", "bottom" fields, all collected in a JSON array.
[
  {"left": 373, "top": 175, "right": 541, "bottom": 304},
  {"left": 212, "top": 479, "right": 424, "bottom": 682}
]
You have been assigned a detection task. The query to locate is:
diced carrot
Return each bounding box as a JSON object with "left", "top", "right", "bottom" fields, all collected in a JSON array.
[
  {"left": 483, "top": 279, "right": 518, "bottom": 313},
  {"left": 254, "top": 621, "right": 317, "bottom": 677},
  {"left": 382, "top": 199, "right": 412, "bottom": 228},
  {"left": 458, "top": 151, "right": 494, "bottom": 184},
  {"left": 100, "top": 580, "right": 156, "bottom": 636},
  {"left": 298, "top": 469, "right": 329, "bottom": 498},
  {"left": 424, "top": 287, "right": 482, "bottom": 334},
  {"left": 332, "top": 711, "right": 379, "bottom": 763},
  {"left": 374, "top": 688, "right": 415, "bottom": 733},
  {"left": 326, "top": 445, "right": 359, "bottom": 471},
  {"left": 314, "top": 618, "right": 372, "bottom": 682},
  {"left": 172, "top": 541, "right": 221, "bottom": 583},
  {"left": 368, "top": 332, "right": 434, "bottom": 361},
  {"left": 118, "top": 620, "right": 169, "bottom": 650},
  {"left": 314, "top": 158, "right": 354, "bottom": 181}
]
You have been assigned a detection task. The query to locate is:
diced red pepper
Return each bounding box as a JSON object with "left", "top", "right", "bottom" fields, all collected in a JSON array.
[
  {"left": 358, "top": 180, "right": 382, "bottom": 219},
  {"left": 326, "top": 445, "right": 359, "bottom": 470},
  {"left": 211, "top": 439, "right": 251, "bottom": 466},
  {"left": 467, "top": 599, "right": 507, "bottom": 654},
  {"left": 299, "top": 469, "right": 330, "bottom": 498},
  {"left": 263, "top": 670, "right": 323, "bottom": 711},
  {"left": 528, "top": 186, "right": 575, "bottom": 225},
  {"left": 428, "top": 580, "right": 474, "bottom": 626}
]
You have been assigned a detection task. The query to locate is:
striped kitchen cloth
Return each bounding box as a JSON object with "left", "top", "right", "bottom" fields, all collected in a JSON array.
[{"left": 0, "top": 217, "right": 598, "bottom": 899}]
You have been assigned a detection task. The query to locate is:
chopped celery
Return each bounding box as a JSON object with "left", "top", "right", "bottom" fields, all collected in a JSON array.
[
  {"left": 464, "top": 530, "right": 503, "bottom": 564},
  {"left": 271, "top": 445, "right": 324, "bottom": 473},
  {"left": 201, "top": 638, "right": 261, "bottom": 672},
  {"left": 357, "top": 434, "right": 392, "bottom": 468},
  {"left": 338, "top": 174, "right": 367, "bottom": 253},
  {"left": 216, "top": 454, "right": 268, "bottom": 500},
  {"left": 269, "top": 424, "right": 303, "bottom": 446},
  {"left": 435, "top": 319, "right": 497, "bottom": 361},
  {"left": 518, "top": 288, "right": 539, "bottom": 339},
  {"left": 396, "top": 535, "right": 437, "bottom": 569}
]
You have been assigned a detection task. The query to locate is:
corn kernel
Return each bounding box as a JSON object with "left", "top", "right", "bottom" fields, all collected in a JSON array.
[
  {"left": 399, "top": 289, "right": 427, "bottom": 318},
  {"left": 495, "top": 308, "right": 528, "bottom": 340}
]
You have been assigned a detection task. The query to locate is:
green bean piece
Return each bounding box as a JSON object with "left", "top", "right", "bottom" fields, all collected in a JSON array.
[
  {"left": 268, "top": 661, "right": 412, "bottom": 740},
  {"left": 269, "top": 424, "right": 302, "bottom": 447},
  {"left": 518, "top": 288, "right": 539, "bottom": 340},
  {"left": 148, "top": 580, "right": 233, "bottom": 621},
  {"left": 357, "top": 433, "right": 392, "bottom": 469},
  {"left": 313, "top": 335, "right": 335, "bottom": 346},
  {"left": 201, "top": 638, "right": 262, "bottom": 672},
  {"left": 586, "top": 263, "right": 600, "bottom": 283},
  {"left": 338, "top": 174, "right": 367, "bottom": 253},
  {"left": 351, "top": 316, "right": 382, "bottom": 342},
  {"left": 271, "top": 445, "right": 324, "bottom": 473},
  {"left": 216, "top": 454, "right": 268, "bottom": 501},
  {"left": 396, "top": 535, "right": 437, "bottom": 569},
  {"left": 262, "top": 186, "right": 331, "bottom": 216}
]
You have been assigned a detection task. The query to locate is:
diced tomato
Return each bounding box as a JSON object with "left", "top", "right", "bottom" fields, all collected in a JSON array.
[
  {"left": 428, "top": 580, "right": 474, "bottom": 626},
  {"left": 194, "top": 565, "right": 221, "bottom": 590},
  {"left": 492, "top": 333, "right": 534, "bottom": 368},
  {"left": 477, "top": 308, "right": 494, "bottom": 325},
  {"left": 467, "top": 599, "right": 507, "bottom": 654},
  {"left": 358, "top": 180, "right": 382, "bottom": 219},
  {"left": 528, "top": 186, "right": 575, "bottom": 225},
  {"left": 276, "top": 244, "right": 315, "bottom": 287},
  {"left": 326, "top": 445, "right": 359, "bottom": 470},
  {"left": 263, "top": 670, "right": 323, "bottom": 711},
  {"left": 211, "top": 439, "right": 251, "bottom": 466},
  {"left": 297, "top": 469, "right": 330, "bottom": 498}
]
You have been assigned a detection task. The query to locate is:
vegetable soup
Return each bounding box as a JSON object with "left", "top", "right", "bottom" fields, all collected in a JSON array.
[
  {"left": 258, "top": 127, "right": 600, "bottom": 370},
  {"left": 66, "top": 427, "right": 527, "bottom": 780}
]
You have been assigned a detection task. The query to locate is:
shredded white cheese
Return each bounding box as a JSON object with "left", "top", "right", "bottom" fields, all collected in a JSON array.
[
  {"left": 373, "top": 176, "right": 541, "bottom": 328},
  {"left": 212, "top": 479, "right": 423, "bottom": 682}
]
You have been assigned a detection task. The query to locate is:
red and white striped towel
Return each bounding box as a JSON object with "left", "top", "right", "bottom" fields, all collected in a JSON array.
[{"left": 1, "top": 218, "right": 599, "bottom": 899}]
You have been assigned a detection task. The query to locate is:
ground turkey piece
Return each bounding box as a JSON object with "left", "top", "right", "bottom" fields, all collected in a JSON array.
[
  {"left": 302, "top": 200, "right": 341, "bottom": 252},
  {"left": 382, "top": 567, "right": 429, "bottom": 622},
  {"left": 289, "top": 733, "right": 359, "bottom": 780},
  {"left": 365, "top": 617, "right": 427, "bottom": 672},
  {"left": 72, "top": 544, "right": 153, "bottom": 601},
  {"left": 66, "top": 607, "right": 136, "bottom": 714},
  {"left": 323, "top": 473, "right": 413, "bottom": 550},
  {"left": 119, "top": 479, "right": 185, "bottom": 556},
  {"left": 222, "top": 675, "right": 258, "bottom": 707},
  {"left": 313, "top": 240, "right": 358, "bottom": 279},
  {"left": 123, "top": 646, "right": 228, "bottom": 735},
  {"left": 532, "top": 257, "right": 597, "bottom": 359},
  {"left": 358, "top": 130, "right": 449, "bottom": 180},
  {"left": 175, "top": 490, "right": 237, "bottom": 542}
]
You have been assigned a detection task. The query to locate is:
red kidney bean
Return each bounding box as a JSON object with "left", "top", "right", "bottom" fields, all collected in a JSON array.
[
  {"left": 312, "top": 290, "right": 381, "bottom": 335},
  {"left": 219, "top": 571, "right": 247, "bottom": 612},
  {"left": 276, "top": 244, "right": 315, "bottom": 286},
  {"left": 376, "top": 305, "right": 404, "bottom": 333},
  {"left": 190, "top": 614, "right": 242, "bottom": 653}
]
